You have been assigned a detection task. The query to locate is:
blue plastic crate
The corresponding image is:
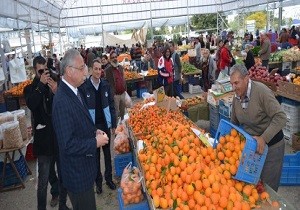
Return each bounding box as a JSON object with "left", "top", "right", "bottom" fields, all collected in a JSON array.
[
  {"left": 188, "top": 75, "right": 200, "bottom": 85},
  {"left": 117, "top": 188, "right": 150, "bottom": 210},
  {"left": 114, "top": 152, "right": 133, "bottom": 177},
  {"left": 280, "top": 152, "right": 300, "bottom": 186},
  {"left": 0, "top": 103, "right": 6, "bottom": 113},
  {"left": 210, "top": 127, "right": 217, "bottom": 138},
  {"left": 283, "top": 152, "right": 300, "bottom": 167},
  {"left": 209, "top": 105, "right": 220, "bottom": 130},
  {"left": 219, "top": 113, "right": 230, "bottom": 122},
  {"left": 282, "top": 97, "right": 300, "bottom": 106},
  {"left": 280, "top": 166, "right": 300, "bottom": 186},
  {"left": 0, "top": 155, "right": 28, "bottom": 187},
  {"left": 137, "top": 88, "right": 148, "bottom": 98},
  {"left": 213, "top": 119, "right": 268, "bottom": 185},
  {"left": 218, "top": 99, "right": 232, "bottom": 118}
]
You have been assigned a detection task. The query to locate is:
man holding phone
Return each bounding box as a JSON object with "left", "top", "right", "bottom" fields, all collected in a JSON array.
[{"left": 24, "top": 56, "right": 70, "bottom": 210}]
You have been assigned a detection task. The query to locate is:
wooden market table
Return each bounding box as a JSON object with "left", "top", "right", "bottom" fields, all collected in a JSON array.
[
  {"left": 0, "top": 139, "right": 32, "bottom": 192},
  {"left": 276, "top": 91, "right": 300, "bottom": 102}
]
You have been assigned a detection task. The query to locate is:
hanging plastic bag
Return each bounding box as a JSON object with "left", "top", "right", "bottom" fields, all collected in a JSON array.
[
  {"left": 124, "top": 91, "right": 133, "bottom": 108},
  {"left": 120, "top": 162, "right": 143, "bottom": 205},
  {"left": 9, "top": 57, "right": 27, "bottom": 84},
  {"left": 114, "top": 133, "right": 130, "bottom": 154}
]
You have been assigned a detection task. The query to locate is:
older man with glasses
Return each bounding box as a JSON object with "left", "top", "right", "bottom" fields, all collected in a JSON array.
[{"left": 52, "top": 49, "right": 109, "bottom": 210}]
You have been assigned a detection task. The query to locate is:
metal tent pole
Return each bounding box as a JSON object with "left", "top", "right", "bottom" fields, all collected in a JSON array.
[{"left": 150, "top": 0, "right": 154, "bottom": 42}]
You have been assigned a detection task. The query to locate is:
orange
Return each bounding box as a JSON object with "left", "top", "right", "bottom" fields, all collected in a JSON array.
[
  {"left": 219, "top": 196, "right": 228, "bottom": 208},
  {"left": 231, "top": 129, "right": 238, "bottom": 137},
  {"left": 260, "top": 191, "right": 270, "bottom": 200},
  {"left": 153, "top": 195, "right": 160, "bottom": 207},
  {"left": 186, "top": 184, "right": 195, "bottom": 196}
]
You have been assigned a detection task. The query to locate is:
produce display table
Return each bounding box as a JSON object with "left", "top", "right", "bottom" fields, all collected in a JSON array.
[
  {"left": 276, "top": 91, "right": 300, "bottom": 102},
  {"left": 0, "top": 139, "right": 32, "bottom": 192},
  {"left": 125, "top": 78, "right": 143, "bottom": 84}
]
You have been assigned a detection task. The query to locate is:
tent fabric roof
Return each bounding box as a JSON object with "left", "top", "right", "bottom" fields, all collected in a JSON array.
[{"left": 0, "top": 0, "right": 298, "bottom": 34}]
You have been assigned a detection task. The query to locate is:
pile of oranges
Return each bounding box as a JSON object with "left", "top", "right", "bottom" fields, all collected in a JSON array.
[
  {"left": 128, "top": 104, "right": 275, "bottom": 210},
  {"left": 5, "top": 80, "right": 32, "bottom": 97}
]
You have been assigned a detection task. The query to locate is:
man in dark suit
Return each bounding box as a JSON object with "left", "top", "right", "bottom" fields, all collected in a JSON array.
[
  {"left": 24, "top": 56, "right": 70, "bottom": 210},
  {"left": 79, "top": 59, "right": 117, "bottom": 194},
  {"left": 52, "top": 49, "right": 109, "bottom": 210}
]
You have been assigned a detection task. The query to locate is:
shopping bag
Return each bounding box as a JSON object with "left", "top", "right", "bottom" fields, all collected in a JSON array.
[
  {"left": 9, "top": 57, "right": 27, "bottom": 84},
  {"left": 124, "top": 91, "right": 133, "bottom": 108}
]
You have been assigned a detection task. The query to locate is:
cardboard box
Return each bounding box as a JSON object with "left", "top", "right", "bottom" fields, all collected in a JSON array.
[
  {"left": 207, "top": 89, "right": 234, "bottom": 106},
  {"left": 292, "top": 133, "right": 300, "bottom": 151}
]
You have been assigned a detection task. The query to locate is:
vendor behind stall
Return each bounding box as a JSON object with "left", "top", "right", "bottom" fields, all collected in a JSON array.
[{"left": 230, "top": 64, "right": 287, "bottom": 192}]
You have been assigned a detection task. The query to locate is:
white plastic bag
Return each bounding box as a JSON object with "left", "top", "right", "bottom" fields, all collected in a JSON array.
[
  {"left": 124, "top": 91, "right": 133, "bottom": 108},
  {"left": 9, "top": 57, "right": 27, "bottom": 84}
]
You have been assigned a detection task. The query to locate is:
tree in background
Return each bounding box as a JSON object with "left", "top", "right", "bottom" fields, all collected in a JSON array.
[
  {"left": 191, "top": 14, "right": 220, "bottom": 30},
  {"left": 246, "top": 11, "right": 267, "bottom": 30}
]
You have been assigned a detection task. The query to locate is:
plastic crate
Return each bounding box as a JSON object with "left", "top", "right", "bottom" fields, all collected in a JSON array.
[
  {"left": 114, "top": 152, "right": 133, "bottom": 177},
  {"left": 210, "top": 127, "right": 217, "bottom": 138},
  {"left": 188, "top": 84, "right": 202, "bottom": 94},
  {"left": 280, "top": 153, "right": 300, "bottom": 185},
  {"left": 281, "top": 103, "right": 300, "bottom": 119},
  {"left": 0, "top": 155, "right": 28, "bottom": 187},
  {"left": 219, "top": 113, "right": 230, "bottom": 122},
  {"left": 282, "top": 97, "right": 300, "bottom": 106},
  {"left": 117, "top": 188, "right": 150, "bottom": 210},
  {"left": 213, "top": 119, "right": 268, "bottom": 184},
  {"left": 137, "top": 88, "right": 148, "bottom": 98},
  {"left": 0, "top": 103, "right": 6, "bottom": 113},
  {"left": 4, "top": 96, "right": 20, "bottom": 111},
  {"left": 280, "top": 167, "right": 300, "bottom": 186},
  {"left": 283, "top": 152, "right": 300, "bottom": 167},
  {"left": 188, "top": 75, "right": 200, "bottom": 85},
  {"left": 209, "top": 104, "right": 219, "bottom": 128},
  {"left": 218, "top": 99, "right": 232, "bottom": 118}
]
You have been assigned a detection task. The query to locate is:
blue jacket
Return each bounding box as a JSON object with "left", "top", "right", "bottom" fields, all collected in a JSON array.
[
  {"left": 52, "top": 81, "right": 97, "bottom": 193},
  {"left": 79, "top": 77, "right": 117, "bottom": 130}
]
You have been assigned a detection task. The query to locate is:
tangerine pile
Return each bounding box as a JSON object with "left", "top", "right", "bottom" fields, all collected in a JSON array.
[
  {"left": 5, "top": 80, "right": 32, "bottom": 96},
  {"left": 128, "top": 104, "right": 273, "bottom": 210}
]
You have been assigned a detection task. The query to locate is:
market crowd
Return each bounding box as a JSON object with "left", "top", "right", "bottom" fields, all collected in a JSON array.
[{"left": 21, "top": 25, "right": 298, "bottom": 209}]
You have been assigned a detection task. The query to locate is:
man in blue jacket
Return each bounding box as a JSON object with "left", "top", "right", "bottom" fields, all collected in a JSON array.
[{"left": 79, "top": 59, "right": 117, "bottom": 194}]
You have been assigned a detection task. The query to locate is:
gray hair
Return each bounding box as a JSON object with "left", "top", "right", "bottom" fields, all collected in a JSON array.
[
  {"left": 229, "top": 64, "right": 248, "bottom": 78},
  {"left": 60, "top": 49, "right": 81, "bottom": 75}
]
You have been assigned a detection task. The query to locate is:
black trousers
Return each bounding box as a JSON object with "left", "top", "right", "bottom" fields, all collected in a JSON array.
[
  {"left": 95, "top": 127, "right": 113, "bottom": 186},
  {"left": 68, "top": 188, "right": 96, "bottom": 210}
]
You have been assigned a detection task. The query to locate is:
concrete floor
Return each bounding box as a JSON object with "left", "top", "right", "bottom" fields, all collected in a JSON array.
[{"left": 0, "top": 93, "right": 299, "bottom": 210}]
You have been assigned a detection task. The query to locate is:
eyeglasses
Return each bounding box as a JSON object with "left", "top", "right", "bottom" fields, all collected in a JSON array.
[
  {"left": 110, "top": 56, "right": 117, "bottom": 59},
  {"left": 69, "top": 64, "right": 87, "bottom": 72}
]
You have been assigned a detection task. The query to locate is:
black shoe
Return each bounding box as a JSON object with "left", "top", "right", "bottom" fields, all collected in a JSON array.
[
  {"left": 96, "top": 185, "right": 103, "bottom": 194},
  {"left": 50, "top": 196, "right": 59, "bottom": 207},
  {"left": 106, "top": 180, "right": 116, "bottom": 190},
  {"left": 59, "top": 205, "right": 72, "bottom": 210}
]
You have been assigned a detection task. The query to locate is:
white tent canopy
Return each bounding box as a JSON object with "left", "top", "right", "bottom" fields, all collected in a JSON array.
[{"left": 0, "top": 0, "right": 298, "bottom": 36}]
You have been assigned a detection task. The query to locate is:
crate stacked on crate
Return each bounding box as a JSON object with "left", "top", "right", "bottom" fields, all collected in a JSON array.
[
  {"left": 187, "top": 74, "right": 202, "bottom": 94},
  {"left": 218, "top": 96, "right": 233, "bottom": 122},
  {"left": 280, "top": 98, "right": 300, "bottom": 144},
  {"left": 280, "top": 152, "right": 300, "bottom": 186},
  {"left": 209, "top": 104, "right": 219, "bottom": 138}
]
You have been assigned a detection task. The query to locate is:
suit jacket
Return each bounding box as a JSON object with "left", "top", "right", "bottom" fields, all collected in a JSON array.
[
  {"left": 52, "top": 81, "right": 97, "bottom": 193},
  {"left": 24, "top": 77, "right": 57, "bottom": 156}
]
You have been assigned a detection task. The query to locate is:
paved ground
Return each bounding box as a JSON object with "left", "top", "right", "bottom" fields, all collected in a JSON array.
[{"left": 0, "top": 93, "right": 299, "bottom": 210}]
